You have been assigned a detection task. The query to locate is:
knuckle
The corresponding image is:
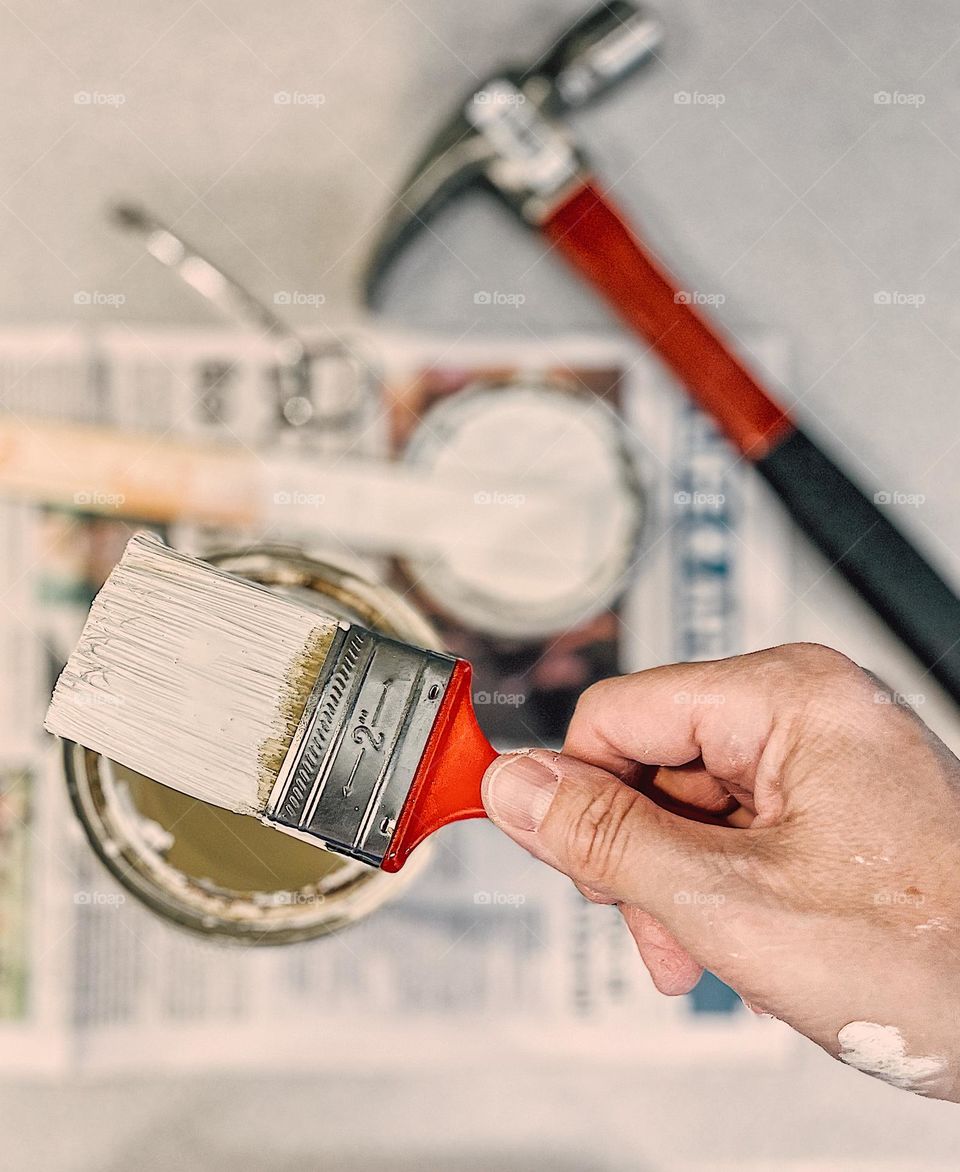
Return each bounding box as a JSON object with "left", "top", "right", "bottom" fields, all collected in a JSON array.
[
  {"left": 566, "top": 677, "right": 625, "bottom": 755},
  {"left": 571, "top": 676, "right": 618, "bottom": 724},
  {"left": 772, "top": 643, "right": 870, "bottom": 704},
  {"left": 567, "top": 785, "right": 641, "bottom": 891},
  {"left": 776, "top": 642, "right": 859, "bottom": 675}
]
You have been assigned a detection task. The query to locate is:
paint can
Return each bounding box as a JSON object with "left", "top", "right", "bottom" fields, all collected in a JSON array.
[
  {"left": 401, "top": 379, "right": 645, "bottom": 638},
  {"left": 62, "top": 546, "right": 439, "bottom": 944}
]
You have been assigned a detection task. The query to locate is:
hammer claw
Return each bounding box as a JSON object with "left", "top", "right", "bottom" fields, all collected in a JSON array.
[
  {"left": 363, "top": 3, "right": 661, "bottom": 307},
  {"left": 363, "top": 118, "right": 493, "bottom": 307}
]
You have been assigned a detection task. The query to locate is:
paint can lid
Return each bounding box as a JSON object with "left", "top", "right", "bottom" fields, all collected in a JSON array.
[{"left": 402, "top": 379, "right": 644, "bottom": 638}]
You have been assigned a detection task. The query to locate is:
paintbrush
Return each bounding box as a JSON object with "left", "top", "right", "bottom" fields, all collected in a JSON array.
[{"left": 44, "top": 532, "right": 497, "bottom": 871}]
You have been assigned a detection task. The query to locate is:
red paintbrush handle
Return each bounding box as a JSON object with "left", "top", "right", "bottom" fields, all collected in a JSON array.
[
  {"left": 542, "top": 179, "right": 794, "bottom": 460},
  {"left": 381, "top": 660, "right": 496, "bottom": 873}
]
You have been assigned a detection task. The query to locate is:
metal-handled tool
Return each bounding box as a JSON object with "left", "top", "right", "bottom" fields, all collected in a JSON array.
[
  {"left": 364, "top": 1, "right": 960, "bottom": 704},
  {"left": 114, "top": 203, "right": 378, "bottom": 435}
]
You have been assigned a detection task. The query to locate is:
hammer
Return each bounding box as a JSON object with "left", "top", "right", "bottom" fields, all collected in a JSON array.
[{"left": 364, "top": 1, "right": 960, "bottom": 706}]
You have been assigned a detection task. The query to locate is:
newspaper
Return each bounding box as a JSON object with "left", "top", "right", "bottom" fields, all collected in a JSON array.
[{"left": 0, "top": 324, "right": 797, "bottom": 1075}]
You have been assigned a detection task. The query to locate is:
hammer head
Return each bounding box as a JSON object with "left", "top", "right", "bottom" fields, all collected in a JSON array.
[{"left": 363, "top": 1, "right": 662, "bottom": 306}]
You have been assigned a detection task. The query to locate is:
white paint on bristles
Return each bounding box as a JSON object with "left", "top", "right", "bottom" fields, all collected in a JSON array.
[
  {"left": 45, "top": 533, "right": 337, "bottom": 814},
  {"left": 837, "top": 1020, "right": 946, "bottom": 1092}
]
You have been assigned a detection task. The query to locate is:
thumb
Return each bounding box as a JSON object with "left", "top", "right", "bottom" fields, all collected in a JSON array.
[{"left": 481, "top": 749, "right": 734, "bottom": 920}]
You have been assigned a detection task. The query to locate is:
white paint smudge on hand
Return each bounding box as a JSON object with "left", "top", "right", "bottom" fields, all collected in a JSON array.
[
  {"left": 837, "top": 1021, "right": 946, "bottom": 1092},
  {"left": 916, "top": 917, "right": 950, "bottom": 933}
]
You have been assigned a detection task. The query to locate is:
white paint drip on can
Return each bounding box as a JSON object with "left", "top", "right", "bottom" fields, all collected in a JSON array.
[{"left": 837, "top": 1021, "right": 946, "bottom": 1092}]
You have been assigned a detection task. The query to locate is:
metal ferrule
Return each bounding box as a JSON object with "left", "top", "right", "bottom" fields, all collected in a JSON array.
[
  {"left": 466, "top": 78, "right": 588, "bottom": 224},
  {"left": 266, "top": 623, "right": 456, "bottom": 867}
]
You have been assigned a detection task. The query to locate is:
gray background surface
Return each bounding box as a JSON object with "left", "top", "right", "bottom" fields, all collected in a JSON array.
[{"left": 4, "top": 1, "right": 960, "bottom": 1168}]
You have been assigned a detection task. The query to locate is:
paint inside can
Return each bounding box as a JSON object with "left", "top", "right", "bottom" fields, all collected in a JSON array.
[
  {"left": 401, "top": 380, "right": 644, "bottom": 638},
  {"left": 63, "top": 546, "right": 439, "bottom": 944}
]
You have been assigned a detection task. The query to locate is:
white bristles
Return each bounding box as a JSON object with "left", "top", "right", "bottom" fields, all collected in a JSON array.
[{"left": 44, "top": 533, "right": 338, "bottom": 814}]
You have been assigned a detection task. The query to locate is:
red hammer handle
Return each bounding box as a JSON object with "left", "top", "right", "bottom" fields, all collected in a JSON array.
[
  {"left": 542, "top": 180, "right": 794, "bottom": 459},
  {"left": 541, "top": 179, "right": 960, "bottom": 708}
]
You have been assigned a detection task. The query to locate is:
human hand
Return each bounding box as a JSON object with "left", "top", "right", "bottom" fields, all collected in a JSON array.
[{"left": 481, "top": 644, "right": 960, "bottom": 1100}]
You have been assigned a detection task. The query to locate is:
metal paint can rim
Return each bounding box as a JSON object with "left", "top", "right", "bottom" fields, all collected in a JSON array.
[{"left": 62, "top": 545, "right": 439, "bottom": 945}]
